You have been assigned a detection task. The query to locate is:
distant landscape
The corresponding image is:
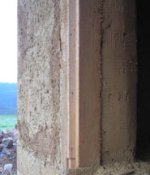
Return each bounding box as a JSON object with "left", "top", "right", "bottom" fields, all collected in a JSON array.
[{"left": 0, "top": 83, "right": 17, "bottom": 130}]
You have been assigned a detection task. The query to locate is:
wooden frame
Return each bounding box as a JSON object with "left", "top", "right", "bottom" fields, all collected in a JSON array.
[
  {"left": 67, "top": 0, "right": 79, "bottom": 169},
  {"left": 67, "top": 0, "right": 101, "bottom": 169}
]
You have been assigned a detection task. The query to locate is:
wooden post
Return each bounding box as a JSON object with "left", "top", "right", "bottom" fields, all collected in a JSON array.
[
  {"left": 67, "top": 0, "right": 79, "bottom": 169},
  {"left": 67, "top": 0, "right": 101, "bottom": 168}
]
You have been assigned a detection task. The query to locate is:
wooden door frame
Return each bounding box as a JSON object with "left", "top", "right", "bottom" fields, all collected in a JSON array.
[
  {"left": 67, "top": 0, "right": 101, "bottom": 169},
  {"left": 67, "top": 0, "right": 79, "bottom": 169}
]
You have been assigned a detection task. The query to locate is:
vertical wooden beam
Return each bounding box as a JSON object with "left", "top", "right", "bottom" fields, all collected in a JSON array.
[
  {"left": 67, "top": 0, "right": 79, "bottom": 169},
  {"left": 67, "top": 0, "right": 101, "bottom": 168}
]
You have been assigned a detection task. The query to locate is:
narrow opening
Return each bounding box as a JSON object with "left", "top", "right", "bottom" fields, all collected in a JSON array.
[
  {"left": 136, "top": 0, "right": 150, "bottom": 160},
  {"left": 0, "top": 0, "right": 17, "bottom": 173}
]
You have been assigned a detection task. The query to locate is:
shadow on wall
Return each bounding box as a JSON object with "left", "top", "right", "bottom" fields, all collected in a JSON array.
[{"left": 136, "top": 0, "right": 150, "bottom": 160}]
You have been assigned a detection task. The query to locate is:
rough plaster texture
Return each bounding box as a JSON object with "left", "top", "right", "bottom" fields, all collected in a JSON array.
[
  {"left": 18, "top": 0, "right": 138, "bottom": 174},
  {"left": 78, "top": 0, "right": 101, "bottom": 167},
  {"left": 18, "top": 0, "right": 67, "bottom": 174},
  {"left": 77, "top": 0, "right": 137, "bottom": 167},
  {"left": 101, "top": 0, "right": 137, "bottom": 163}
]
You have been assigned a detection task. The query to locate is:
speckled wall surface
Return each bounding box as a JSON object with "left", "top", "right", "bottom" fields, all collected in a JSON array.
[
  {"left": 17, "top": 0, "right": 67, "bottom": 174},
  {"left": 102, "top": 0, "right": 137, "bottom": 163},
  {"left": 17, "top": 0, "right": 137, "bottom": 174}
]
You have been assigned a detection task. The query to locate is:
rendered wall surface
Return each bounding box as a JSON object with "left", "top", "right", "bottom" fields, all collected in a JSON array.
[
  {"left": 78, "top": 0, "right": 101, "bottom": 167},
  {"left": 18, "top": 0, "right": 137, "bottom": 174},
  {"left": 102, "top": 0, "right": 137, "bottom": 163},
  {"left": 17, "top": 0, "right": 67, "bottom": 174}
]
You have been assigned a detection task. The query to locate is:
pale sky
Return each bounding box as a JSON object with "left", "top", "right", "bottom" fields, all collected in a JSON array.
[{"left": 0, "top": 0, "right": 17, "bottom": 83}]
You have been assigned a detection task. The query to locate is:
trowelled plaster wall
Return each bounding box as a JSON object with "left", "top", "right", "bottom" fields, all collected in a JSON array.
[
  {"left": 17, "top": 0, "right": 68, "bottom": 174},
  {"left": 17, "top": 0, "right": 137, "bottom": 174},
  {"left": 101, "top": 0, "right": 137, "bottom": 163}
]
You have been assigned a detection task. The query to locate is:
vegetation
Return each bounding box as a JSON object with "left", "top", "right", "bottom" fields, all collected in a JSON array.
[
  {"left": 0, "top": 83, "right": 17, "bottom": 130},
  {"left": 0, "top": 115, "right": 16, "bottom": 130}
]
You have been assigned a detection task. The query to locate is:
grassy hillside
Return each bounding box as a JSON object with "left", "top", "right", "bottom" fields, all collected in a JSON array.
[{"left": 0, "top": 115, "right": 16, "bottom": 130}]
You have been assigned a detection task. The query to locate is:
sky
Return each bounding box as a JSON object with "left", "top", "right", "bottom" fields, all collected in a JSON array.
[{"left": 0, "top": 0, "right": 17, "bottom": 83}]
